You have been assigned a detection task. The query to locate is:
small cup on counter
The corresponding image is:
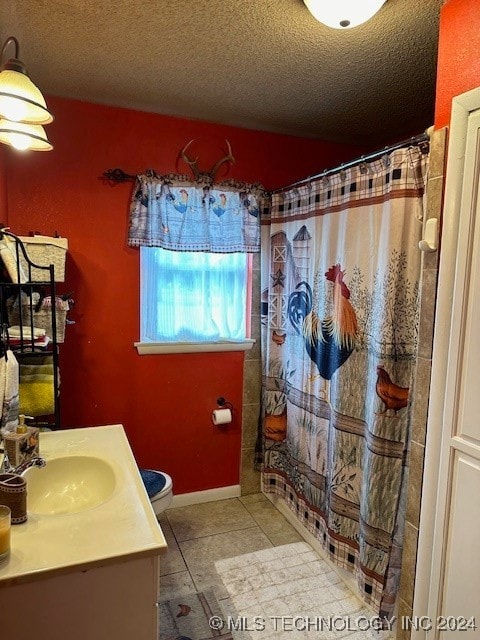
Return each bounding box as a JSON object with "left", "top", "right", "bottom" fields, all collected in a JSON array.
[{"left": 0, "top": 505, "right": 11, "bottom": 562}]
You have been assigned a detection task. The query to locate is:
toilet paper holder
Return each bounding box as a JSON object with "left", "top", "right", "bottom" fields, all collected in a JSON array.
[
  {"left": 212, "top": 397, "right": 234, "bottom": 426},
  {"left": 216, "top": 397, "right": 233, "bottom": 410}
]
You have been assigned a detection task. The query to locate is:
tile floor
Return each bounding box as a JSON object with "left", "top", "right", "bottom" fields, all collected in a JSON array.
[
  {"left": 158, "top": 495, "right": 392, "bottom": 640},
  {"left": 158, "top": 493, "right": 302, "bottom": 603}
]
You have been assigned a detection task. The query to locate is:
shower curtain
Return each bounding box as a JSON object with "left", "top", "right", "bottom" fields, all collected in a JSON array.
[{"left": 260, "top": 146, "right": 428, "bottom": 618}]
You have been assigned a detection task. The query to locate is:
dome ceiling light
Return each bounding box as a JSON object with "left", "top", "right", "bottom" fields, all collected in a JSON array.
[{"left": 303, "top": 0, "right": 387, "bottom": 29}]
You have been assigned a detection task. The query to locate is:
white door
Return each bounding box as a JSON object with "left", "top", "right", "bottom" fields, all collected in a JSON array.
[{"left": 414, "top": 89, "right": 480, "bottom": 639}]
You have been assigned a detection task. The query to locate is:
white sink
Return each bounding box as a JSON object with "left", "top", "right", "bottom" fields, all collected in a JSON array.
[{"left": 23, "top": 455, "right": 116, "bottom": 516}]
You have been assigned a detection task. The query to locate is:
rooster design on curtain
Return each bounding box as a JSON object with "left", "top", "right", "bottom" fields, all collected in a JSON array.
[{"left": 288, "top": 265, "right": 358, "bottom": 381}]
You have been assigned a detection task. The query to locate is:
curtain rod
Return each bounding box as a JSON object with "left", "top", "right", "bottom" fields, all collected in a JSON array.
[
  {"left": 269, "top": 130, "right": 431, "bottom": 195},
  {"left": 102, "top": 130, "right": 431, "bottom": 189}
]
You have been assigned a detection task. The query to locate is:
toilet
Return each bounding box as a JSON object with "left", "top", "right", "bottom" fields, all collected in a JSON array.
[{"left": 139, "top": 469, "right": 173, "bottom": 515}]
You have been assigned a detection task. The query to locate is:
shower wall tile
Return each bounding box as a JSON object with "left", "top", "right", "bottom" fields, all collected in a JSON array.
[
  {"left": 246, "top": 314, "right": 261, "bottom": 361},
  {"left": 417, "top": 268, "right": 439, "bottom": 359},
  {"left": 243, "top": 359, "right": 262, "bottom": 404},
  {"left": 429, "top": 127, "right": 448, "bottom": 179},
  {"left": 252, "top": 250, "right": 261, "bottom": 272},
  {"left": 397, "top": 127, "right": 447, "bottom": 640},
  {"left": 406, "top": 441, "right": 425, "bottom": 527},
  {"left": 410, "top": 356, "right": 433, "bottom": 447},
  {"left": 251, "top": 267, "right": 261, "bottom": 315},
  {"left": 399, "top": 522, "right": 419, "bottom": 609},
  {"left": 422, "top": 176, "right": 444, "bottom": 271},
  {"left": 241, "top": 253, "right": 262, "bottom": 494},
  {"left": 240, "top": 446, "right": 261, "bottom": 494},
  {"left": 242, "top": 402, "right": 260, "bottom": 449}
]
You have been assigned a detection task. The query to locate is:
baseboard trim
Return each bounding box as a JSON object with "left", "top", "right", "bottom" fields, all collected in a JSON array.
[{"left": 170, "top": 485, "right": 241, "bottom": 508}]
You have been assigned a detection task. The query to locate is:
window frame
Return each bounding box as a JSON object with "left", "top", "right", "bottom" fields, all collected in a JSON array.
[{"left": 134, "top": 250, "right": 255, "bottom": 355}]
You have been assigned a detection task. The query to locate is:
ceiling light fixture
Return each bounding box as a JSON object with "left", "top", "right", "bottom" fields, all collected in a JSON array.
[
  {"left": 303, "top": 0, "right": 387, "bottom": 29},
  {"left": 0, "top": 36, "right": 53, "bottom": 125},
  {"left": 0, "top": 119, "right": 52, "bottom": 151}
]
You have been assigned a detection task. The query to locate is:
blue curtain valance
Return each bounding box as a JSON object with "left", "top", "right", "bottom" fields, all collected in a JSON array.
[{"left": 128, "top": 175, "right": 264, "bottom": 253}]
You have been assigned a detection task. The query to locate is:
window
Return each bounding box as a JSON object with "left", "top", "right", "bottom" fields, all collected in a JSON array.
[{"left": 139, "top": 247, "right": 250, "bottom": 345}]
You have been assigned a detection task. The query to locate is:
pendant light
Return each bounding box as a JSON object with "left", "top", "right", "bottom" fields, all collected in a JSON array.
[
  {"left": 304, "top": 0, "right": 387, "bottom": 29},
  {"left": 0, "top": 36, "right": 53, "bottom": 125},
  {"left": 0, "top": 119, "right": 52, "bottom": 151}
]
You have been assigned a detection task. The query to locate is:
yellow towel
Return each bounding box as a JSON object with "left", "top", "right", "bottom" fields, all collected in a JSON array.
[{"left": 19, "top": 375, "right": 54, "bottom": 417}]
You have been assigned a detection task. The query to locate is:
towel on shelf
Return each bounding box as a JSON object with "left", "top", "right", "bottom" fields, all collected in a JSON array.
[
  {"left": 19, "top": 374, "right": 55, "bottom": 417},
  {"left": 18, "top": 359, "right": 58, "bottom": 417},
  {"left": 8, "top": 325, "right": 46, "bottom": 339},
  {"left": 0, "top": 350, "right": 19, "bottom": 432}
]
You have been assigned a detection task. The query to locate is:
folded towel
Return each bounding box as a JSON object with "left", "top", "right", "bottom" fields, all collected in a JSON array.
[
  {"left": 8, "top": 325, "right": 46, "bottom": 339},
  {"left": 1, "top": 350, "right": 19, "bottom": 431},
  {"left": 19, "top": 375, "right": 54, "bottom": 417}
]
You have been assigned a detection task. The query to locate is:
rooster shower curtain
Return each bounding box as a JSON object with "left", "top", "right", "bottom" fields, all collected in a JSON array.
[{"left": 261, "top": 147, "right": 428, "bottom": 618}]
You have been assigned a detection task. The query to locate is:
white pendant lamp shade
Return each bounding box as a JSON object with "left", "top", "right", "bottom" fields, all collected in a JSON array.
[
  {"left": 304, "top": 0, "right": 387, "bottom": 29},
  {"left": 0, "top": 119, "right": 52, "bottom": 151},
  {"left": 0, "top": 36, "right": 53, "bottom": 126},
  {"left": 0, "top": 69, "right": 53, "bottom": 124}
]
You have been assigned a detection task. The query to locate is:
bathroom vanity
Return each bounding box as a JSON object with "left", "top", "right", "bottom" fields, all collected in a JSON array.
[{"left": 0, "top": 425, "right": 167, "bottom": 640}]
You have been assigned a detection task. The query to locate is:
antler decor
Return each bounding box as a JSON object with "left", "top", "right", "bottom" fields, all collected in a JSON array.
[{"left": 180, "top": 139, "right": 235, "bottom": 183}]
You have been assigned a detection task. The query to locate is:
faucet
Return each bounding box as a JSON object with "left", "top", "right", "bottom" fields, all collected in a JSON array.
[
  {"left": 0, "top": 449, "right": 46, "bottom": 475},
  {"left": 15, "top": 457, "right": 47, "bottom": 475}
]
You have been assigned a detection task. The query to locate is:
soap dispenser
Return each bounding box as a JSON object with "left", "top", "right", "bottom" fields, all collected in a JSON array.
[
  {"left": 16, "top": 414, "right": 27, "bottom": 435},
  {"left": 2, "top": 415, "right": 39, "bottom": 469}
]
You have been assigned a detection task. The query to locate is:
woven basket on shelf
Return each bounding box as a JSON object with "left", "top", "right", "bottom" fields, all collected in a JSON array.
[
  {"left": 7, "top": 296, "right": 68, "bottom": 343},
  {"left": 17, "top": 235, "right": 68, "bottom": 282}
]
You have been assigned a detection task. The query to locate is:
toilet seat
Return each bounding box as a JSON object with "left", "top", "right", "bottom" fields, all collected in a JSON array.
[
  {"left": 151, "top": 471, "right": 172, "bottom": 497},
  {"left": 140, "top": 469, "right": 173, "bottom": 514}
]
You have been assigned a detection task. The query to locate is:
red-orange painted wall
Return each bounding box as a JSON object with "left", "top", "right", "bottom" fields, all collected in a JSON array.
[
  {"left": 435, "top": 0, "right": 480, "bottom": 128},
  {"left": 4, "top": 96, "right": 360, "bottom": 494}
]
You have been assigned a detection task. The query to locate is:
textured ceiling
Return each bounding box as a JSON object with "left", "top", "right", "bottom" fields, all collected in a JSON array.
[{"left": 0, "top": 0, "right": 443, "bottom": 146}]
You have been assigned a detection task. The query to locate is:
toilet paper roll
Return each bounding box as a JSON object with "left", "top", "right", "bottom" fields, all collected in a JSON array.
[{"left": 212, "top": 408, "right": 232, "bottom": 425}]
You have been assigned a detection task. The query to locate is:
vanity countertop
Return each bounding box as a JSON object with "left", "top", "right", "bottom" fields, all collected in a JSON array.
[{"left": 0, "top": 424, "right": 167, "bottom": 586}]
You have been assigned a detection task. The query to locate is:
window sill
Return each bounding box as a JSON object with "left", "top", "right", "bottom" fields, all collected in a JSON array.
[{"left": 134, "top": 339, "right": 255, "bottom": 355}]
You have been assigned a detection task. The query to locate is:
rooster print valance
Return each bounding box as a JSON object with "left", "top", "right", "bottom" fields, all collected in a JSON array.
[
  {"left": 128, "top": 175, "right": 264, "bottom": 252},
  {"left": 260, "top": 146, "right": 428, "bottom": 619}
]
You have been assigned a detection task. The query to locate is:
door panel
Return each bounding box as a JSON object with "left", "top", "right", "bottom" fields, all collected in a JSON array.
[
  {"left": 418, "top": 93, "right": 480, "bottom": 640},
  {"left": 442, "top": 452, "right": 480, "bottom": 622}
]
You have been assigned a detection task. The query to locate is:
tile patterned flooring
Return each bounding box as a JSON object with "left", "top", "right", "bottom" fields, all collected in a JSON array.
[
  {"left": 158, "top": 493, "right": 302, "bottom": 602},
  {"left": 158, "top": 495, "right": 392, "bottom": 640}
]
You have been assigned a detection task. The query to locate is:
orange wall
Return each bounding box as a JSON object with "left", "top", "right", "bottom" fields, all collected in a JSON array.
[
  {"left": 435, "top": 0, "right": 480, "bottom": 128},
  {"left": 4, "top": 96, "right": 360, "bottom": 494}
]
